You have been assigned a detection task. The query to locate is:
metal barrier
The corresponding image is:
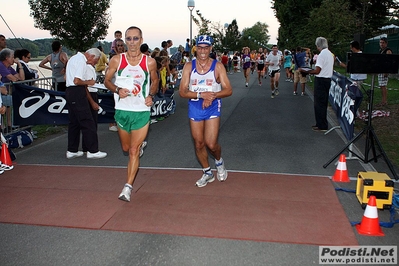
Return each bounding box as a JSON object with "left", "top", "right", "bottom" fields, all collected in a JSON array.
[{"left": 2, "top": 77, "right": 54, "bottom": 135}]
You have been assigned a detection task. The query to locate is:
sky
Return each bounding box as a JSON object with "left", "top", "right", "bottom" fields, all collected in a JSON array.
[{"left": 0, "top": 0, "right": 280, "bottom": 50}]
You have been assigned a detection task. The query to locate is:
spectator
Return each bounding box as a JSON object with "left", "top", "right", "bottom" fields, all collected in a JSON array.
[
  {"left": 191, "top": 39, "right": 196, "bottom": 58},
  {"left": 39, "top": 40, "right": 68, "bottom": 91},
  {"left": 151, "top": 47, "right": 160, "bottom": 58},
  {"left": 160, "top": 41, "right": 168, "bottom": 56},
  {"left": 82, "top": 63, "right": 100, "bottom": 154},
  {"left": 108, "top": 39, "right": 125, "bottom": 132},
  {"left": 182, "top": 51, "right": 190, "bottom": 64},
  {"left": 0, "top": 77, "right": 6, "bottom": 115},
  {"left": 170, "top": 45, "right": 184, "bottom": 66},
  {"left": 140, "top": 43, "right": 151, "bottom": 56},
  {"left": 292, "top": 46, "right": 310, "bottom": 96},
  {"left": 65, "top": 48, "right": 107, "bottom": 159},
  {"left": 0, "top": 48, "right": 25, "bottom": 83},
  {"left": 15, "top": 48, "right": 39, "bottom": 85},
  {"left": 166, "top": 39, "right": 173, "bottom": 55},
  {"left": 299, "top": 37, "right": 334, "bottom": 132},
  {"left": 377, "top": 37, "right": 392, "bottom": 106},
  {"left": 109, "top": 30, "right": 122, "bottom": 56},
  {"left": 338, "top": 40, "right": 367, "bottom": 87},
  {"left": 221, "top": 51, "right": 229, "bottom": 73},
  {"left": 185, "top": 38, "right": 190, "bottom": 53},
  {"left": 0, "top": 34, "right": 6, "bottom": 51},
  {"left": 95, "top": 45, "right": 108, "bottom": 76}
]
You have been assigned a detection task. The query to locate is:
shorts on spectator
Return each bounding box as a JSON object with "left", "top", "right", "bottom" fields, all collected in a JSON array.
[
  {"left": 378, "top": 74, "right": 388, "bottom": 87},
  {"left": 294, "top": 70, "right": 307, "bottom": 84},
  {"left": 1, "top": 95, "right": 12, "bottom": 107}
]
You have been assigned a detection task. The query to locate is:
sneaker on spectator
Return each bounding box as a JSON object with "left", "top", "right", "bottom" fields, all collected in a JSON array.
[
  {"left": 118, "top": 185, "right": 132, "bottom": 202},
  {"left": 293, "top": 91, "right": 298, "bottom": 96},
  {"left": 66, "top": 151, "right": 84, "bottom": 159},
  {"left": 0, "top": 164, "right": 13, "bottom": 171},
  {"left": 301, "top": 92, "right": 305, "bottom": 96},
  {"left": 87, "top": 151, "right": 107, "bottom": 159},
  {"left": 196, "top": 173, "right": 215, "bottom": 187},
  {"left": 109, "top": 125, "right": 118, "bottom": 132},
  {"left": 216, "top": 161, "right": 228, "bottom": 182}
]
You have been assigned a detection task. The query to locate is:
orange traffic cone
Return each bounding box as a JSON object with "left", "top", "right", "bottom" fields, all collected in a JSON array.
[
  {"left": 332, "top": 154, "right": 350, "bottom": 182},
  {"left": 356, "top": 196, "right": 384, "bottom": 236},
  {"left": 1, "top": 142, "right": 13, "bottom": 170}
]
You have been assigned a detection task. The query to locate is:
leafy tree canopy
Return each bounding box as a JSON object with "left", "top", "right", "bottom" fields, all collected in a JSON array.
[
  {"left": 192, "top": 12, "right": 271, "bottom": 52},
  {"left": 28, "top": 0, "right": 111, "bottom": 51}
]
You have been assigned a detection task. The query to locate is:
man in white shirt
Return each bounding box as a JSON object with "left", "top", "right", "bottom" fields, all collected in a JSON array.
[
  {"left": 65, "top": 48, "right": 107, "bottom": 159},
  {"left": 299, "top": 37, "right": 334, "bottom": 132}
]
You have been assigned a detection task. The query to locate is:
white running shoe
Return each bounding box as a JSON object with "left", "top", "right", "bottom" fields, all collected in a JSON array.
[
  {"left": 118, "top": 185, "right": 132, "bottom": 202},
  {"left": 216, "top": 161, "right": 228, "bottom": 182},
  {"left": 139, "top": 141, "right": 147, "bottom": 157},
  {"left": 66, "top": 151, "right": 84, "bottom": 159},
  {"left": 0, "top": 164, "right": 13, "bottom": 171},
  {"left": 196, "top": 173, "right": 215, "bottom": 187},
  {"left": 87, "top": 151, "right": 107, "bottom": 159},
  {"left": 275, "top": 88, "right": 279, "bottom": 96}
]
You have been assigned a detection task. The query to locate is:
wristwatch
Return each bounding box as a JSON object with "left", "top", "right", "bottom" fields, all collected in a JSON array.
[
  {"left": 115, "top": 86, "right": 120, "bottom": 94},
  {"left": 149, "top": 93, "right": 155, "bottom": 98}
]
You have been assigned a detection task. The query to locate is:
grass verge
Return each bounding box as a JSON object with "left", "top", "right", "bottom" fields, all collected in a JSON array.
[{"left": 308, "top": 66, "right": 399, "bottom": 168}]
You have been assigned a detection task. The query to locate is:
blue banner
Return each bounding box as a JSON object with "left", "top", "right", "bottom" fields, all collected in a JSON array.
[{"left": 329, "top": 72, "right": 363, "bottom": 140}]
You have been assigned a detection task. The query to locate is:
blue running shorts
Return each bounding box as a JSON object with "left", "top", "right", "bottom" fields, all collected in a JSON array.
[{"left": 188, "top": 98, "right": 221, "bottom": 121}]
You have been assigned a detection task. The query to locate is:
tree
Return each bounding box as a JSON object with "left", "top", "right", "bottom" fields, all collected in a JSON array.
[
  {"left": 225, "top": 20, "right": 241, "bottom": 52},
  {"left": 272, "top": 0, "right": 320, "bottom": 49},
  {"left": 304, "top": 0, "right": 358, "bottom": 57},
  {"left": 272, "top": 0, "right": 399, "bottom": 50},
  {"left": 7, "top": 39, "right": 39, "bottom": 58},
  {"left": 192, "top": 10, "right": 212, "bottom": 38},
  {"left": 239, "top": 22, "right": 270, "bottom": 50},
  {"left": 28, "top": 0, "right": 111, "bottom": 51}
]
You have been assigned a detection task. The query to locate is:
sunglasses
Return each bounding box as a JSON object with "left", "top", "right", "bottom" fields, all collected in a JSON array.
[
  {"left": 117, "top": 44, "right": 124, "bottom": 47},
  {"left": 125, "top": 36, "right": 140, "bottom": 42}
]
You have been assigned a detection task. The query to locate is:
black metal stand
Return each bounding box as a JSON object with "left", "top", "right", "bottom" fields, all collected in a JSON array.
[{"left": 323, "top": 75, "right": 398, "bottom": 180}]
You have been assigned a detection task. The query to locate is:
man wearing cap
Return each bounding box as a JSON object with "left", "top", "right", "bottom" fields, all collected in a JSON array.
[{"left": 179, "top": 35, "right": 233, "bottom": 188}]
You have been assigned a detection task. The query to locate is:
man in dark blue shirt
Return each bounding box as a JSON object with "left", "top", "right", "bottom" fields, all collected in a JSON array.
[{"left": 293, "top": 46, "right": 310, "bottom": 96}]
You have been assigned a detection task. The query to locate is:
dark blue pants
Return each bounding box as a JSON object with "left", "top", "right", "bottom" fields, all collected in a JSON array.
[{"left": 314, "top": 77, "right": 331, "bottom": 130}]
